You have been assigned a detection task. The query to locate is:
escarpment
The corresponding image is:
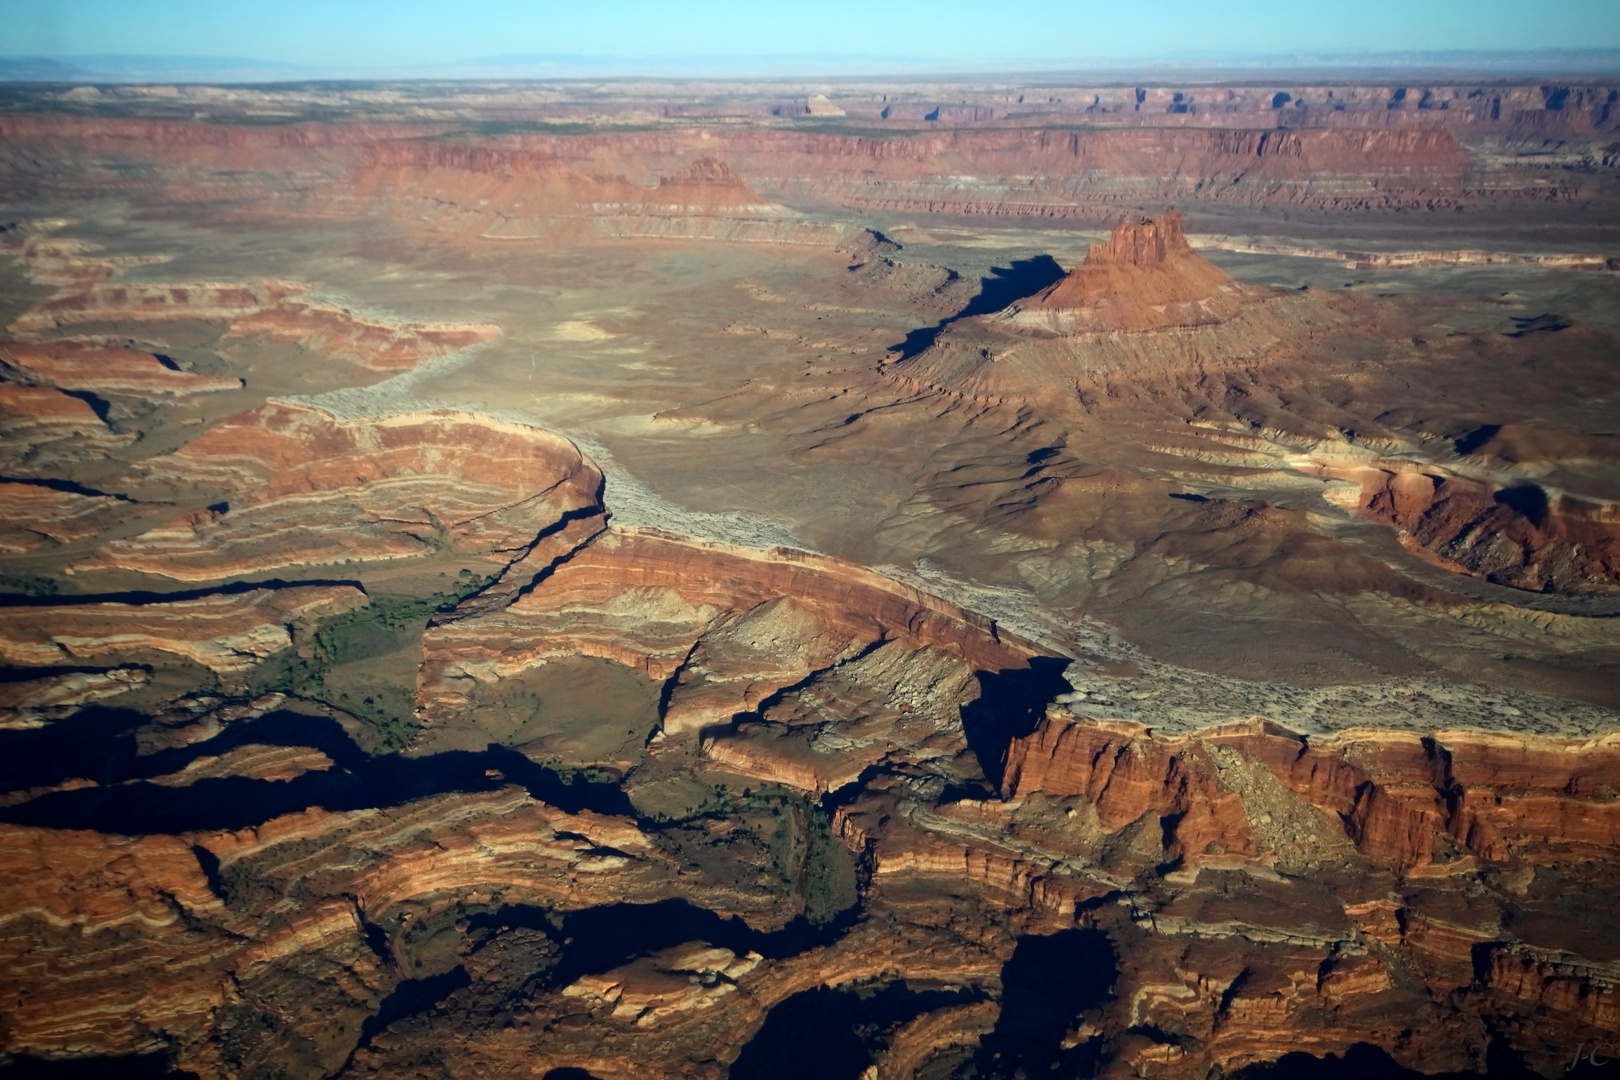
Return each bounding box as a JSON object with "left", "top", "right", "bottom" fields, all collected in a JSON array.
[
  {"left": 1002, "top": 715, "right": 1620, "bottom": 874},
  {"left": 0, "top": 585, "right": 368, "bottom": 676},
  {"left": 0, "top": 111, "right": 1550, "bottom": 220},
  {"left": 1, "top": 340, "right": 243, "bottom": 397},
  {"left": 12, "top": 278, "right": 499, "bottom": 372},
  {"left": 0, "top": 788, "right": 679, "bottom": 1074},
  {"left": 418, "top": 526, "right": 1043, "bottom": 740}
]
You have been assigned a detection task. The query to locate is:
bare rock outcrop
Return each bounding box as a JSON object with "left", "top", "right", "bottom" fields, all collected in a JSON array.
[
  {"left": 0, "top": 787, "right": 676, "bottom": 1075},
  {"left": 0, "top": 382, "right": 134, "bottom": 473},
  {"left": 1000, "top": 211, "right": 1254, "bottom": 334},
  {"left": 0, "top": 585, "right": 367, "bottom": 676},
  {"left": 0, "top": 668, "right": 148, "bottom": 729},
  {"left": 420, "top": 526, "right": 1042, "bottom": 739},
  {"left": 0, "top": 480, "right": 133, "bottom": 554},
  {"left": 73, "top": 402, "right": 603, "bottom": 582},
  {"left": 12, "top": 279, "right": 498, "bottom": 372},
  {"left": 1002, "top": 714, "right": 1620, "bottom": 875},
  {"left": 1321, "top": 463, "right": 1620, "bottom": 595},
  {"left": 1, "top": 340, "right": 243, "bottom": 396}
]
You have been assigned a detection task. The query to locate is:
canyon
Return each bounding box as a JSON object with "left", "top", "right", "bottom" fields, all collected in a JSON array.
[{"left": 0, "top": 73, "right": 1618, "bottom": 1080}]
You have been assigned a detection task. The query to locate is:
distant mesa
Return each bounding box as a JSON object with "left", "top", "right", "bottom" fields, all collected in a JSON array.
[
  {"left": 806, "top": 94, "right": 845, "bottom": 117},
  {"left": 1000, "top": 210, "right": 1253, "bottom": 334},
  {"left": 652, "top": 157, "right": 778, "bottom": 212}
]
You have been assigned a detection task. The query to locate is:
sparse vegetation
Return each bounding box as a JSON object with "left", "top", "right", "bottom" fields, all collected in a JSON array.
[
  {"left": 768, "top": 794, "right": 859, "bottom": 926},
  {"left": 251, "top": 572, "right": 495, "bottom": 749}
]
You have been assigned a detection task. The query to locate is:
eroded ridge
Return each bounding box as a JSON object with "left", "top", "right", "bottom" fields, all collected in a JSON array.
[
  {"left": 418, "top": 525, "right": 1044, "bottom": 742},
  {"left": 72, "top": 402, "right": 603, "bottom": 582}
]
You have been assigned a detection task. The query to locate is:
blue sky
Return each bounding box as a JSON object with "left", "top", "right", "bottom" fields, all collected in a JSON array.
[{"left": 8, "top": 0, "right": 1620, "bottom": 70}]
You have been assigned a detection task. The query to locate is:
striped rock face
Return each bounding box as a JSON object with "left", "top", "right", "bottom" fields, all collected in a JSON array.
[{"left": 72, "top": 403, "right": 603, "bottom": 582}]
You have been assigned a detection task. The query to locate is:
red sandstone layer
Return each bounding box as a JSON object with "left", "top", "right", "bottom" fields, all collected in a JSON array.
[
  {"left": 420, "top": 526, "right": 1040, "bottom": 737},
  {"left": 1, "top": 341, "right": 242, "bottom": 396},
  {"left": 1318, "top": 462, "right": 1620, "bottom": 594},
  {"left": 73, "top": 402, "right": 602, "bottom": 582},
  {"left": 1002, "top": 715, "right": 1620, "bottom": 874},
  {"left": 0, "top": 382, "right": 134, "bottom": 474},
  {"left": 0, "top": 585, "right": 367, "bottom": 676},
  {"left": 1003, "top": 211, "right": 1255, "bottom": 333},
  {"left": 0, "top": 481, "right": 132, "bottom": 554}
]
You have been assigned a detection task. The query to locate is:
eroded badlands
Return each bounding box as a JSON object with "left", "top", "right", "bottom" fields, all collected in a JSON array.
[{"left": 0, "top": 75, "right": 1618, "bottom": 1080}]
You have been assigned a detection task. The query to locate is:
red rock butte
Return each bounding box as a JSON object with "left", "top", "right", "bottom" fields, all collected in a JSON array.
[{"left": 1007, "top": 210, "right": 1251, "bottom": 333}]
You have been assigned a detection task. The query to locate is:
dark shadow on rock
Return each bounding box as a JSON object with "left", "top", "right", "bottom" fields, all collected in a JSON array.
[
  {"left": 1232, "top": 1038, "right": 1588, "bottom": 1079},
  {"left": 0, "top": 1055, "right": 197, "bottom": 1079},
  {"left": 0, "top": 707, "right": 634, "bottom": 833},
  {"left": 1507, "top": 313, "right": 1570, "bottom": 336},
  {"left": 731, "top": 982, "right": 984, "bottom": 1080},
  {"left": 893, "top": 255, "right": 1067, "bottom": 358},
  {"left": 0, "top": 703, "right": 157, "bottom": 793},
  {"left": 468, "top": 897, "right": 861, "bottom": 990},
  {"left": 960, "top": 656, "right": 1073, "bottom": 790},
  {"left": 0, "top": 700, "right": 395, "bottom": 795},
  {"left": 0, "top": 576, "right": 363, "bottom": 608},
  {"left": 1494, "top": 484, "right": 1549, "bottom": 528},
  {"left": 541, "top": 1071, "right": 601, "bottom": 1080},
  {"left": 340, "top": 966, "right": 471, "bottom": 1068},
  {"left": 972, "top": 929, "right": 1116, "bottom": 1079},
  {"left": 1453, "top": 424, "right": 1501, "bottom": 456}
]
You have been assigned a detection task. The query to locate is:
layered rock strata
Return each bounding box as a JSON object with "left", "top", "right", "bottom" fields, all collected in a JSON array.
[
  {"left": 73, "top": 403, "right": 603, "bottom": 582},
  {"left": 0, "top": 383, "right": 134, "bottom": 473},
  {"left": 0, "top": 787, "right": 675, "bottom": 1075},
  {"left": 1320, "top": 462, "right": 1620, "bottom": 595},
  {"left": 9, "top": 275, "right": 497, "bottom": 374},
  {"left": 0, "top": 340, "right": 243, "bottom": 396},
  {"left": 0, "top": 585, "right": 367, "bottom": 676},
  {"left": 418, "top": 526, "right": 1040, "bottom": 738},
  {"left": 0, "top": 481, "right": 133, "bottom": 554},
  {"left": 1001, "top": 715, "right": 1620, "bottom": 875},
  {"left": 0, "top": 668, "right": 148, "bottom": 730}
]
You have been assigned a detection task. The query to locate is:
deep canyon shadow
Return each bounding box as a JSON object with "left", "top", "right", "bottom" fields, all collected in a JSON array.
[
  {"left": 960, "top": 656, "right": 1074, "bottom": 791},
  {"left": 1233, "top": 1038, "right": 1610, "bottom": 1079},
  {"left": 973, "top": 929, "right": 1117, "bottom": 1078},
  {"left": 468, "top": 897, "right": 861, "bottom": 991},
  {"left": 0, "top": 705, "right": 634, "bottom": 833},
  {"left": 730, "top": 982, "right": 985, "bottom": 1080}
]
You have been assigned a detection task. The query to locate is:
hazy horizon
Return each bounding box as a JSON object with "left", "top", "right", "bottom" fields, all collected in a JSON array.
[
  {"left": 5, "top": 47, "right": 1620, "bottom": 85},
  {"left": 8, "top": 0, "right": 1620, "bottom": 81}
]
